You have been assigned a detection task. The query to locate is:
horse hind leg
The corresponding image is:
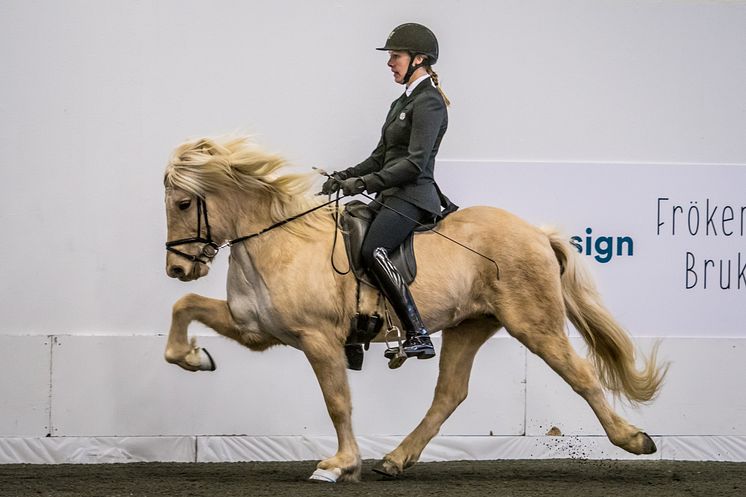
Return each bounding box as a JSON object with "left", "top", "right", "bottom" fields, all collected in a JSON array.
[
  {"left": 504, "top": 308, "right": 655, "bottom": 455},
  {"left": 374, "top": 319, "right": 497, "bottom": 477}
]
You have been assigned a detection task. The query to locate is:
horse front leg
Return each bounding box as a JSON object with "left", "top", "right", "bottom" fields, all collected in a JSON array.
[
  {"left": 302, "top": 333, "right": 361, "bottom": 483},
  {"left": 374, "top": 320, "right": 496, "bottom": 477},
  {"left": 165, "top": 293, "right": 275, "bottom": 371}
]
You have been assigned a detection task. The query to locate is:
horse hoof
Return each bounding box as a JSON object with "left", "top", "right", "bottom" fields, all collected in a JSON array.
[
  {"left": 199, "top": 348, "right": 216, "bottom": 371},
  {"left": 309, "top": 468, "right": 341, "bottom": 483},
  {"left": 640, "top": 432, "right": 657, "bottom": 454},
  {"left": 372, "top": 459, "right": 401, "bottom": 478}
]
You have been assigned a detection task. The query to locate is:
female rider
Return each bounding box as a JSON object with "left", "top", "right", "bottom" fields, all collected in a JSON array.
[{"left": 322, "top": 23, "right": 454, "bottom": 362}]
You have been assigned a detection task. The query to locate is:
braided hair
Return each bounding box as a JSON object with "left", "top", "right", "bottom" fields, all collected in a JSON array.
[{"left": 427, "top": 66, "right": 451, "bottom": 107}]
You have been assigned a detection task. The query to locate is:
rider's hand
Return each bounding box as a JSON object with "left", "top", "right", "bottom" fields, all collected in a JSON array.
[
  {"left": 320, "top": 176, "right": 340, "bottom": 195},
  {"left": 339, "top": 177, "right": 366, "bottom": 196}
]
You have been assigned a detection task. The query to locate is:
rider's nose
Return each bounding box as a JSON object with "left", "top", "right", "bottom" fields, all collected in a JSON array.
[{"left": 168, "top": 265, "right": 186, "bottom": 279}]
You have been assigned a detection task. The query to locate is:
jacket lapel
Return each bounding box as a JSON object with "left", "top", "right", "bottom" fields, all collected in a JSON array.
[
  {"left": 383, "top": 92, "right": 408, "bottom": 130},
  {"left": 382, "top": 77, "right": 432, "bottom": 130}
]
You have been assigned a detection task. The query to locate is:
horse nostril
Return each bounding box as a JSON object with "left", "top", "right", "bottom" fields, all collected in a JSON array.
[{"left": 168, "top": 265, "right": 186, "bottom": 278}]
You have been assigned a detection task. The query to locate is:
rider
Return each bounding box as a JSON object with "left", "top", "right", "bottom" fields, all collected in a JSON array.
[{"left": 322, "top": 23, "right": 454, "bottom": 361}]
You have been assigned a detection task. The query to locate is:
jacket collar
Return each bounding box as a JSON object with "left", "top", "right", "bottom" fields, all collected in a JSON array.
[
  {"left": 405, "top": 74, "right": 431, "bottom": 97},
  {"left": 383, "top": 76, "right": 432, "bottom": 128}
]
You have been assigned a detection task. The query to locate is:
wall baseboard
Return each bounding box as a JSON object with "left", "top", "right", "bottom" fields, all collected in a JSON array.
[{"left": 1, "top": 435, "right": 745, "bottom": 464}]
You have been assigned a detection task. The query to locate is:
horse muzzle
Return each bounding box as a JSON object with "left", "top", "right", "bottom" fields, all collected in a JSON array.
[{"left": 166, "top": 259, "right": 208, "bottom": 281}]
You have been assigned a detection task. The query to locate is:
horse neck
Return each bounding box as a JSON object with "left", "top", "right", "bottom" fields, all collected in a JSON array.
[
  {"left": 226, "top": 186, "right": 334, "bottom": 249},
  {"left": 222, "top": 187, "right": 275, "bottom": 238}
]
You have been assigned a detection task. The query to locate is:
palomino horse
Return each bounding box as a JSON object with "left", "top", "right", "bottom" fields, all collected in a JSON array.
[{"left": 163, "top": 136, "right": 666, "bottom": 482}]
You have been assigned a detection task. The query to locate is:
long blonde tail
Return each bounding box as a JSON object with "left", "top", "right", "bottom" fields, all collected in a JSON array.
[{"left": 543, "top": 228, "right": 668, "bottom": 404}]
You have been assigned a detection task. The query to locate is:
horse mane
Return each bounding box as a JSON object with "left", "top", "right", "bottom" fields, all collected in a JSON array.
[{"left": 164, "top": 135, "right": 333, "bottom": 237}]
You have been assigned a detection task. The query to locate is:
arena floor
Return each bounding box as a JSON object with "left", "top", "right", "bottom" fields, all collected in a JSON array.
[{"left": 1, "top": 459, "right": 744, "bottom": 497}]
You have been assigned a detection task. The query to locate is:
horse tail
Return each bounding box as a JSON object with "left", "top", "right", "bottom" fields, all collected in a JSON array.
[{"left": 542, "top": 227, "right": 668, "bottom": 404}]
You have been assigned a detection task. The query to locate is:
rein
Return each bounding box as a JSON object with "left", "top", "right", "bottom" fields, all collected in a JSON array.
[
  {"left": 165, "top": 196, "right": 342, "bottom": 264},
  {"left": 166, "top": 176, "right": 500, "bottom": 281}
]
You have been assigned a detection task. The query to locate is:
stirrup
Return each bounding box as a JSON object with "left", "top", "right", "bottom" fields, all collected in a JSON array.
[
  {"left": 383, "top": 324, "right": 408, "bottom": 369},
  {"left": 384, "top": 334, "right": 435, "bottom": 361}
]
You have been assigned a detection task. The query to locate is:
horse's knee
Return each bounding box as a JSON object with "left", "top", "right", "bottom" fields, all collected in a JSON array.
[{"left": 172, "top": 293, "right": 199, "bottom": 316}]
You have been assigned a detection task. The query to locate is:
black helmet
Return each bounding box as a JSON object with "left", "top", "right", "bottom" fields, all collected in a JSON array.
[{"left": 376, "top": 23, "right": 439, "bottom": 65}]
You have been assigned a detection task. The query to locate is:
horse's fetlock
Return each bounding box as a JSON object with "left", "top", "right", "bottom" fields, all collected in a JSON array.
[{"left": 164, "top": 348, "right": 182, "bottom": 364}]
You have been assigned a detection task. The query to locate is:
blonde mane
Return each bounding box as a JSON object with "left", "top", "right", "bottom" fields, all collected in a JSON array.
[{"left": 164, "top": 136, "right": 333, "bottom": 237}]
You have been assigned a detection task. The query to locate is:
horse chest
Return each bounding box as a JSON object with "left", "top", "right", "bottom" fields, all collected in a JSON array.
[{"left": 226, "top": 252, "right": 300, "bottom": 349}]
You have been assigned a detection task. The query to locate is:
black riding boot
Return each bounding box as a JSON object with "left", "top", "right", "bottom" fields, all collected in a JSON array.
[{"left": 370, "top": 247, "right": 436, "bottom": 360}]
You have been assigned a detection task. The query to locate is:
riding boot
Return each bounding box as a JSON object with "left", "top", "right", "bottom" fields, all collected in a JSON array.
[{"left": 369, "top": 247, "right": 436, "bottom": 360}]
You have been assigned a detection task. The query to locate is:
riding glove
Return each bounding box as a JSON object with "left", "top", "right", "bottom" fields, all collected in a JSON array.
[
  {"left": 339, "top": 177, "right": 366, "bottom": 196},
  {"left": 320, "top": 176, "right": 340, "bottom": 195},
  {"left": 320, "top": 170, "right": 353, "bottom": 195}
]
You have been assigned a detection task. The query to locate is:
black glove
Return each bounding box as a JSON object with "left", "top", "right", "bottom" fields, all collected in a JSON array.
[
  {"left": 320, "top": 170, "right": 354, "bottom": 195},
  {"left": 320, "top": 175, "right": 341, "bottom": 195},
  {"left": 339, "top": 177, "right": 366, "bottom": 196}
]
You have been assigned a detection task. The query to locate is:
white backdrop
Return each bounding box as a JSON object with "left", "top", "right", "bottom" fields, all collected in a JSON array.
[
  {"left": 1, "top": 0, "right": 744, "bottom": 336},
  {"left": 1, "top": 0, "right": 746, "bottom": 464}
]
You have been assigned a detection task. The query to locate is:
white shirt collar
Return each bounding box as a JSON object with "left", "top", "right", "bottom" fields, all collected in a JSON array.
[{"left": 405, "top": 74, "right": 432, "bottom": 97}]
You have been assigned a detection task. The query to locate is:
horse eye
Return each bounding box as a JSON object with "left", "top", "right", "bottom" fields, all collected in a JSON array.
[{"left": 178, "top": 199, "right": 192, "bottom": 211}]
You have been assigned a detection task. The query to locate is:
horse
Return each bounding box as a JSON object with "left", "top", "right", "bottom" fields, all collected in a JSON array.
[{"left": 163, "top": 135, "right": 666, "bottom": 483}]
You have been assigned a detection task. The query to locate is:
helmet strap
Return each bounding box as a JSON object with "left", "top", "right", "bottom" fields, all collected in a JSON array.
[{"left": 403, "top": 53, "right": 427, "bottom": 86}]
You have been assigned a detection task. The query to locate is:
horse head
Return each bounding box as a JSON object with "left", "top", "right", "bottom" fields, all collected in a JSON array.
[
  {"left": 163, "top": 135, "right": 320, "bottom": 282},
  {"left": 164, "top": 186, "right": 220, "bottom": 281},
  {"left": 163, "top": 137, "right": 239, "bottom": 281}
]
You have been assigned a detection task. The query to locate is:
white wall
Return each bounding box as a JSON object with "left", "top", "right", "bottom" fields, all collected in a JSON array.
[
  {"left": 1, "top": 0, "right": 744, "bottom": 335},
  {"left": 1, "top": 0, "right": 745, "bottom": 463}
]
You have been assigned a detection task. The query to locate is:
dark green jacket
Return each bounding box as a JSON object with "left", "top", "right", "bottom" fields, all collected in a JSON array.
[{"left": 344, "top": 77, "right": 448, "bottom": 215}]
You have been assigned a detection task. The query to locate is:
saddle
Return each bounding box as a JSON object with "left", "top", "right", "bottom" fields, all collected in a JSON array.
[{"left": 340, "top": 200, "right": 418, "bottom": 287}]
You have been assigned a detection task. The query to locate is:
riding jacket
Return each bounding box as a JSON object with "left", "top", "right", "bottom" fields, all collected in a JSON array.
[{"left": 342, "top": 76, "right": 450, "bottom": 216}]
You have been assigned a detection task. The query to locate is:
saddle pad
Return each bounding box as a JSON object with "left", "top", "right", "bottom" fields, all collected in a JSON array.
[{"left": 341, "top": 201, "right": 417, "bottom": 287}]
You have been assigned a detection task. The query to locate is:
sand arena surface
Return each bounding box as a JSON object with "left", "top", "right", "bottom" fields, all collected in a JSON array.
[{"left": 1, "top": 459, "right": 745, "bottom": 496}]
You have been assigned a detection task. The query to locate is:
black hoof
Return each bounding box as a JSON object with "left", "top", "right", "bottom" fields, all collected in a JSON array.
[{"left": 203, "top": 348, "right": 217, "bottom": 371}]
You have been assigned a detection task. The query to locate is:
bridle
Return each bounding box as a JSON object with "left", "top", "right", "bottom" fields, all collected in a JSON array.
[
  {"left": 165, "top": 195, "right": 342, "bottom": 265},
  {"left": 165, "top": 197, "right": 220, "bottom": 265}
]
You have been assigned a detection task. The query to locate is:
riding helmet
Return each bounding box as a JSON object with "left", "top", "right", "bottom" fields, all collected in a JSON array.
[{"left": 376, "top": 23, "right": 439, "bottom": 65}]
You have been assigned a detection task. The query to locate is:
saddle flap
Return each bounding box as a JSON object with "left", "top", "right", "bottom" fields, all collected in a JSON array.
[{"left": 341, "top": 201, "right": 417, "bottom": 287}]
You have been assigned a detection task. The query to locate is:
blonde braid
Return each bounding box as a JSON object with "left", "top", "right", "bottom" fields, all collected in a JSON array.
[{"left": 427, "top": 67, "right": 451, "bottom": 107}]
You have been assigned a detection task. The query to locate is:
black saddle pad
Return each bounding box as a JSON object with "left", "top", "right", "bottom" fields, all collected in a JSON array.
[{"left": 341, "top": 201, "right": 418, "bottom": 287}]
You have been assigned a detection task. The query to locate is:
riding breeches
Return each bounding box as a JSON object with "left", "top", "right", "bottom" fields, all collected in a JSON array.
[{"left": 360, "top": 196, "right": 431, "bottom": 269}]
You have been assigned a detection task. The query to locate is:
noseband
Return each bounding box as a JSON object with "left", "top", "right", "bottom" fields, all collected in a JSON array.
[{"left": 165, "top": 197, "right": 220, "bottom": 265}]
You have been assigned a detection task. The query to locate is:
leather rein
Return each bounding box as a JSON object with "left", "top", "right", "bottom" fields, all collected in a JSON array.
[
  {"left": 165, "top": 196, "right": 341, "bottom": 265},
  {"left": 165, "top": 184, "right": 499, "bottom": 280}
]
